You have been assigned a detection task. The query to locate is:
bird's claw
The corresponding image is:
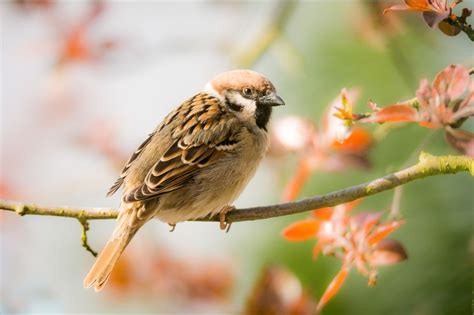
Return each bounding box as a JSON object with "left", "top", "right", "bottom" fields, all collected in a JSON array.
[
  {"left": 219, "top": 205, "right": 235, "bottom": 233},
  {"left": 168, "top": 223, "right": 176, "bottom": 232}
]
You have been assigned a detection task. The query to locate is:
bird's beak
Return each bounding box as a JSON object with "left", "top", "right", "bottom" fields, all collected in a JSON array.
[{"left": 259, "top": 92, "right": 285, "bottom": 107}]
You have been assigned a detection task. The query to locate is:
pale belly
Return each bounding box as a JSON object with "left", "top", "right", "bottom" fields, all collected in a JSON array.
[{"left": 153, "top": 133, "right": 267, "bottom": 224}]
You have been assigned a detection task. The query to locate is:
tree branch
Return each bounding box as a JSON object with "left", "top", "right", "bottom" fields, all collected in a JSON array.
[
  {"left": 1, "top": 203, "right": 117, "bottom": 220},
  {"left": 1, "top": 153, "right": 472, "bottom": 225},
  {"left": 445, "top": 9, "right": 474, "bottom": 41}
]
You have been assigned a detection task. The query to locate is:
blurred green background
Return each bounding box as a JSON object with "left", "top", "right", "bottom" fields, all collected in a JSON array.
[
  {"left": 1, "top": 1, "right": 472, "bottom": 314},
  {"left": 244, "top": 2, "right": 473, "bottom": 315}
]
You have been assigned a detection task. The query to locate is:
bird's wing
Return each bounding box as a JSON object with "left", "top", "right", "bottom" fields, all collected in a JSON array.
[
  {"left": 107, "top": 131, "right": 156, "bottom": 196},
  {"left": 122, "top": 93, "right": 240, "bottom": 202},
  {"left": 107, "top": 93, "right": 221, "bottom": 197}
]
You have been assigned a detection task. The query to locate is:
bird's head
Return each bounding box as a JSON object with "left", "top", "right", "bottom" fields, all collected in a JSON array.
[{"left": 205, "top": 69, "right": 285, "bottom": 130}]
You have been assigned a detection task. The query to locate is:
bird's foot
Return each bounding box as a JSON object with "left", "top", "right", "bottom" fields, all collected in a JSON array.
[
  {"left": 219, "top": 205, "right": 235, "bottom": 233},
  {"left": 168, "top": 223, "right": 176, "bottom": 232}
]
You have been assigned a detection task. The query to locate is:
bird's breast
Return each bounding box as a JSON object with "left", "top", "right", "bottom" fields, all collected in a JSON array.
[{"left": 154, "top": 128, "right": 269, "bottom": 223}]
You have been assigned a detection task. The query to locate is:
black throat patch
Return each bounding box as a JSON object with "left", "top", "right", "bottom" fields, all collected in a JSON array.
[{"left": 255, "top": 102, "right": 272, "bottom": 131}]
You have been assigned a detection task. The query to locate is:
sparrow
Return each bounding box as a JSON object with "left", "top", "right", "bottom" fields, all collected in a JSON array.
[{"left": 83, "top": 69, "right": 285, "bottom": 291}]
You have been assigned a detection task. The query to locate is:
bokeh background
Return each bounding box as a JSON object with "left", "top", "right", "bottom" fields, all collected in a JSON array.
[{"left": 1, "top": 1, "right": 473, "bottom": 314}]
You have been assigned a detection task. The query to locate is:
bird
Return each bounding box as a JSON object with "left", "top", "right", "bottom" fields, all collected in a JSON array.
[{"left": 83, "top": 69, "right": 285, "bottom": 291}]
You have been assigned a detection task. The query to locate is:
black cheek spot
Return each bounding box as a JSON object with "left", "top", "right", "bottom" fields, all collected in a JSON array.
[{"left": 225, "top": 96, "right": 243, "bottom": 112}]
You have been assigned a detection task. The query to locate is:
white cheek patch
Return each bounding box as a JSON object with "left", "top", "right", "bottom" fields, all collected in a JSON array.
[
  {"left": 227, "top": 92, "right": 256, "bottom": 120},
  {"left": 202, "top": 85, "right": 257, "bottom": 122},
  {"left": 203, "top": 82, "right": 224, "bottom": 102}
]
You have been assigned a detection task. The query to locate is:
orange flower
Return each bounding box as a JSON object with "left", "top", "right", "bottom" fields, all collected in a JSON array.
[
  {"left": 272, "top": 89, "right": 373, "bottom": 201},
  {"left": 416, "top": 64, "right": 472, "bottom": 127},
  {"left": 282, "top": 200, "right": 407, "bottom": 312},
  {"left": 373, "top": 64, "right": 472, "bottom": 129},
  {"left": 342, "top": 64, "right": 473, "bottom": 156},
  {"left": 384, "top": 0, "right": 453, "bottom": 27},
  {"left": 383, "top": 0, "right": 466, "bottom": 36}
]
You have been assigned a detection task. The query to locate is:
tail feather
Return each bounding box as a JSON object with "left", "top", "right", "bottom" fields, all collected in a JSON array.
[
  {"left": 84, "top": 202, "right": 156, "bottom": 291},
  {"left": 83, "top": 230, "right": 135, "bottom": 291}
]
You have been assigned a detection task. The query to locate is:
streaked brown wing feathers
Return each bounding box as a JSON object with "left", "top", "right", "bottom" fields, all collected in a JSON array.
[
  {"left": 123, "top": 93, "right": 239, "bottom": 203},
  {"left": 107, "top": 131, "right": 156, "bottom": 196}
]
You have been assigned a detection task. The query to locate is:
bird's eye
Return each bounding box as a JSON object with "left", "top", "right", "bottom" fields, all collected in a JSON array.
[{"left": 242, "top": 88, "right": 254, "bottom": 97}]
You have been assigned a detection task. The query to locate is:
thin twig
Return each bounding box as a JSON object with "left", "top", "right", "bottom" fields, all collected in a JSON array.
[
  {"left": 386, "top": 130, "right": 437, "bottom": 219},
  {"left": 78, "top": 218, "right": 97, "bottom": 257},
  {"left": 389, "top": 186, "right": 403, "bottom": 220},
  {"left": 234, "top": 1, "right": 297, "bottom": 68},
  {"left": 444, "top": 10, "right": 474, "bottom": 41},
  {"left": 1, "top": 153, "right": 472, "bottom": 225}
]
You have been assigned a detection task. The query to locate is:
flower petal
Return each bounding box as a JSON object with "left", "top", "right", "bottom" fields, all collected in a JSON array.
[
  {"left": 282, "top": 219, "right": 320, "bottom": 241},
  {"left": 367, "top": 220, "right": 405, "bottom": 246},
  {"left": 419, "top": 120, "right": 444, "bottom": 128},
  {"left": 331, "top": 127, "right": 373, "bottom": 153},
  {"left": 324, "top": 88, "right": 360, "bottom": 144},
  {"left": 405, "top": 0, "right": 433, "bottom": 10},
  {"left": 384, "top": 4, "right": 415, "bottom": 15},
  {"left": 422, "top": 11, "right": 449, "bottom": 28},
  {"left": 343, "top": 198, "right": 364, "bottom": 212},
  {"left": 271, "top": 116, "right": 315, "bottom": 152},
  {"left": 316, "top": 265, "right": 350, "bottom": 312},
  {"left": 444, "top": 127, "right": 474, "bottom": 157},
  {"left": 312, "top": 240, "right": 323, "bottom": 260},
  {"left": 361, "top": 104, "right": 418, "bottom": 123},
  {"left": 282, "top": 158, "right": 312, "bottom": 201},
  {"left": 368, "top": 100, "right": 380, "bottom": 111},
  {"left": 459, "top": 81, "right": 474, "bottom": 110},
  {"left": 371, "top": 239, "right": 408, "bottom": 266},
  {"left": 363, "top": 212, "right": 384, "bottom": 235},
  {"left": 433, "top": 64, "right": 470, "bottom": 101},
  {"left": 312, "top": 207, "right": 334, "bottom": 220},
  {"left": 350, "top": 211, "right": 382, "bottom": 232},
  {"left": 416, "top": 79, "right": 433, "bottom": 109}
]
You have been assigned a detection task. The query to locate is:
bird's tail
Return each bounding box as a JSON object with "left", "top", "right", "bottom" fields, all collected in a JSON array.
[{"left": 83, "top": 204, "right": 144, "bottom": 291}]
